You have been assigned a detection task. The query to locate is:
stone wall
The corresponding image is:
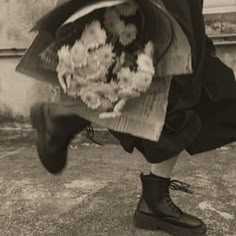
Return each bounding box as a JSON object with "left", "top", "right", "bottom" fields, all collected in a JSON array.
[
  {"left": 0, "top": 0, "right": 69, "bottom": 48},
  {"left": 0, "top": 58, "right": 53, "bottom": 121},
  {"left": 0, "top": 0, "right": 68, "bottom": 120}
]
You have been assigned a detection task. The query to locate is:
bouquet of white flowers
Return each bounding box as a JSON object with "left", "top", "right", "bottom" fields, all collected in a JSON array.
[
  {"left": 16, "top": 0, "right": 192, "bottom": 141},
  {"left": 55, "top": 1, "right": 155, "bottom": 118}
]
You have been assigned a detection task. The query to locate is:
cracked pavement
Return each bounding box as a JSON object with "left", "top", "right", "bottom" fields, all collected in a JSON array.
[{"left": 0, "top": 127, "right": 235, "bottom": 236}]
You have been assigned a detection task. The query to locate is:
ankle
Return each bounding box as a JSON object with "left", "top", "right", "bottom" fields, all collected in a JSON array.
[{"left": 150, "top": 172, "right": 170, "bottom": 181}]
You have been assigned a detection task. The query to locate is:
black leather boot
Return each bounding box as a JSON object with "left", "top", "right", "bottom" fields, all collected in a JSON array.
[
  {"left": 30, "top": 103, "right": 90, "bottom": 174},
  {"left": 133, "top": 174, "right": 207, "bottom": 236}
]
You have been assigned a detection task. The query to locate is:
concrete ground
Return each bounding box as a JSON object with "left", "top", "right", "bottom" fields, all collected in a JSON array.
[{"left": 0, "top": 126, "right": 235, "bottom": 236}]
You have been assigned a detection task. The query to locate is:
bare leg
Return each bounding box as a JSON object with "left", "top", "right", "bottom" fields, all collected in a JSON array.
[
  {"left": 134, "top": 153, "right": 206, "bottom": 235},
  {"left": 150, "top": 155, "right": 179, "bottom": 178}
]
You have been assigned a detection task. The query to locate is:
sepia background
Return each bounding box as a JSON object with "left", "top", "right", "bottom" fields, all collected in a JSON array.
[{"left": 0, "top": 1, "right": 235, "bottom": 236}]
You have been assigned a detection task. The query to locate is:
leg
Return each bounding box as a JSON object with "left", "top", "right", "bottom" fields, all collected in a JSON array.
[
  {"left": 112, "top": 109, "right": 206, "bottom": 236},
  {"left": 150, "top": 155, "right": 178, "bottom": 178},
  {"left": 133, "top": 153, "right": 206, "bottom": 236},
  {"left": 111, "top": 128, "right": 207, "bottom": 236},
  {"left": 31, "top": 103, "right": 90, "bottom": 174}
]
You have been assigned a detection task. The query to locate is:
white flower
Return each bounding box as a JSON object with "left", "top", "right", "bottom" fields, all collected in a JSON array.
[
  {"left": 116, "top": 1, "right": 138, "bottom": 16},
  {"left": 90, "top": 82, "right": 119, "bottom": 96},
  {"left": 120, "top": 52, "right": 126, "bottom": 65},
  {"left": 96, "top": 65, "right": 109, "bottom": 82},
  {"left": 81, "top": 21, "right": 107, "bottom": 49},
  {"left": 104, "top": 93, "right": 119, "bottom": 103},
  {"left": 118, "top": 88, "right": 140, "bottom": 98},
  {"left": 104, "top": 8, "right": 120, "bottom": 22},
  {"left": 99, "top": 98, "right": 127, "bottom": 119},
  {"left": 79, "top": 88, "right": 101, "bottom": 110},
  {"left": 144, "top": 41, "right": 155, "bottom": 58},
  {"left": 91, "top": 44, "right": 115, "bottom": 69},
  {"left": 132, "top": 71, "right": 153, "bottom": 92},
  {"left": 57, "top": 45, "right": 72, "bottom": 69},
  {"left": 113, "top": 52, "right": 126, "bottom": 74},
  {"left": 71, "top": 41, "right": 88, "bottom": 68},
  {"left": 56, "top": 15, "right": 155, "bottom": 115},
  {"left": 56, "top": 62, "right": 72, "bottom": 75},
  {"left": 78, "top": 54, "right": 100, "bottom": 81},
  {"left": 117, "top": 67, "right": 134, "bottom": 89},
  {"left": 114, "top": 98, "right": 127, "bottom": 113},
  {"left": 103, "top": 9, "right": 125, "bottom": 36},
  {"left": 57, "top": 71, "right": 73, "bottom": 93},
  {"left": 137, "top": 54, "right": 155, "bottom": 75},
  {"left": 99, "top": 98, "right": 114, "bottom": 111},
  {"left": 67, "top": 78, "right": 81, "bottom": 98},
  {"left": 73, "top": 74, "right": 89, "bottom": 86},
  {"left": 119, "top": 24, "right": 137, "bottom": 46}
]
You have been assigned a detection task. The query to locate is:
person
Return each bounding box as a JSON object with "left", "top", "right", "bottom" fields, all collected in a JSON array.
[{"left": 29, "top": 0, "right": 236, "bottom": 235}]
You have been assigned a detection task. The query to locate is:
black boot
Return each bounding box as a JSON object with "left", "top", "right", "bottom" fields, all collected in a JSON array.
[
  {"left": 30, "top": 103, "right": 90, "bottom": 174},
  {"left": 133, "top": 174, "right": 207, "bottom": 236}
]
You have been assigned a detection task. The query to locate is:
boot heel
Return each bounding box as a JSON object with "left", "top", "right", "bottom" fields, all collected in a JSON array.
[{"left": 133, "top": 210, "right": 161, "bottom": 231}]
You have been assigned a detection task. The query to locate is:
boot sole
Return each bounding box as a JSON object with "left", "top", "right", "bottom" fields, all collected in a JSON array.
[
  {"left": 133, "top": 210, "right": 207, "bottom": 236},
  {"left": 30, "top": 103, "right": 47, "bottom": 161},
  {"left": 31, "top": 103, "right": 45, "bottom": 131},
  {"left": 31, "top": 103, "right": 67, "bottom": 174}
]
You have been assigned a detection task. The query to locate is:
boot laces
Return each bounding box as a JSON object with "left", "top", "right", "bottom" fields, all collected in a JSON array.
[
  {"left": 66, "top": 125, "right": 103, "bottom": 147},
  {"left": 170, "top": 180, "right": 194, "bottom": 194},
  {"left": 85, "top": 125, "right": 103, "bottom": 146},
  {"left": 165, "top": 180, "right": 193, "bottom": 215}
]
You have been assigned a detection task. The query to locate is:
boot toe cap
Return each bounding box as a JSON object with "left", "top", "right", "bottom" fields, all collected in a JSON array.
[{"left": 180, "top": 213, "right": 206, "bottom": 229}]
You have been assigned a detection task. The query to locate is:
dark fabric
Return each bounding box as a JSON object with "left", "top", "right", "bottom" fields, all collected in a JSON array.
[
  {"left": 187, "top": 89, "right": 236, "bottom": 154},
  {"left": 34, "top": 0, "right": 236, "bottom": 163},
  {"left": 111, "top": 110, "right": 202, "bottom": 163},
  {"left": 112, "top": 0, "right": 236, "bottom": 163}
]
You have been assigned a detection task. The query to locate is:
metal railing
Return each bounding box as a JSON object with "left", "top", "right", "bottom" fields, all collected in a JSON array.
[
  {"left": 209, "top": 33, "right": 236, "bottom": 45},
  {"left": 0, "top": 48, "right": 26, "bottom": 58}
]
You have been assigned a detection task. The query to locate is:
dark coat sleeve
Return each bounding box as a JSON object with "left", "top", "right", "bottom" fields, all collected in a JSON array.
[
  {"left": 160, "top": 0, "right": 207, "bottom": 111},
  {"left": 163, "top": 0, "right": 236, "bottom": 110}
]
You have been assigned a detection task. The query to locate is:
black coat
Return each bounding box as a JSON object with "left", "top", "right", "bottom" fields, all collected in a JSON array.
[{"left": 32, "top": 0, "right": 236, "bottom": 159}]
